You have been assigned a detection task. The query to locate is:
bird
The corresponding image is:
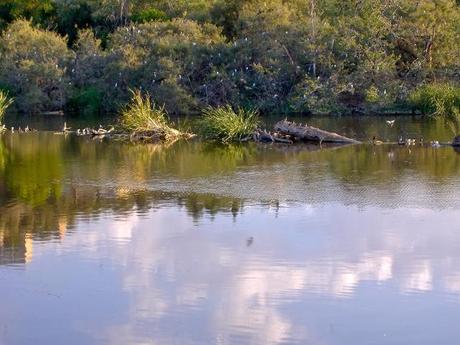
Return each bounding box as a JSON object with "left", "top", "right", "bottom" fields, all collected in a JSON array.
[
  {"left": 25, "top": 126, "right": 29, "bottom": 133},
  {"left": 10, "top": 127, "right": 14, "bottom": 133},
  {"left": 97, "top": 126, "right": 107, "bottom": 135},
  {"left": 431, "top": 140, "right": 440, "bottom": 147},
  {"left": 419, "top": 137, "right": 424, "bottom": 145},
  {"left": 63, "top": 122, "right": 71, "bottom": 132},
  {"left": 386, "top": 119, "right": 396, "bottom": 127},
  {"left": 398, "top": 136, "right": 405, "bottom": 145},
  {"left": 246, "top": 237, "right": 254, "bottom": 247},
  {"left": 372, "top": 136, "right": 383, "bottom": 145},
  {"left": 76, "top": 129, "right": 81, "bottom": 135}
]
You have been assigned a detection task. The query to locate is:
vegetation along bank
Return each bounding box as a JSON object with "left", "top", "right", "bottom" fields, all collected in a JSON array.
[{"left": 0, "top": 0, "right": 458, "bottom": 120}]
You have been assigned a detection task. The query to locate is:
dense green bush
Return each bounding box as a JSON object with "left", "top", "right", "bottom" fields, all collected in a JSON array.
[
  {"left": 131, "top": 7, "right": 168, "bottom": 23},
  {"left": 102, "top": 18, "right": 226, "bottom": 113},
  {"left": 0, "top": 20, "right": 74, "bottom": 113},
  {"left": 70, "top": 29, "right": 106, "bottom": 114},
  {"left": 409, "top": 83, "right": 460, "bottom": 120},
  {"left": 199, "top": 105, "right": 260, "bottom": 143},
  {"left": 0, "top": 1, "right": 458, "bottom": 116},
  {"left": 68, "top": 87, "right": 103, "bottom": 116}
]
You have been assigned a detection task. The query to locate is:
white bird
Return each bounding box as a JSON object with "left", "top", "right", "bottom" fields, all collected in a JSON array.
[
  {"left": 25, "top": 126, "right": 29, "bottom": 132},
  {"left": 10, "top": 127, "right": 14, "bottom": 133},
  {"left": 76, "top": 129, "right": 81, "bottom": 135},
  {"left": 431, "top": 140, "right": 440, "bottom": 147},
  {"left": 97, "top": 125, "right": 107, "bottom": 135},
  {"left": 386, "top": 119, "right": 395, "bottom": 127},
  {"left": 63, "top": 122, "right": 70, "bottom": 132}
]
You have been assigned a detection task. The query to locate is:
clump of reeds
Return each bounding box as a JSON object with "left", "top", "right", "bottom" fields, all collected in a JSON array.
[
  {"left": 119, "top": 89, "right": 185, "bottom": 141},
  {"left": 409, "top": 83, "right": 460, "bottom": 121},
  {"left": 0, "top": 90, "right": 13, "bottom": 125},
  {"left": 199, "top": 105, "right": 260, "bottom": 143}
]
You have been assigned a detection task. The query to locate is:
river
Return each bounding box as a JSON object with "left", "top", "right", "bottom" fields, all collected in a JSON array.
[{"left": 0, "top": 115, "right": 459, "bottom": 345}]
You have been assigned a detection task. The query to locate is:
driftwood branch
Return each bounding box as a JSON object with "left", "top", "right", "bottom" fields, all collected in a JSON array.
[{"left": 274, "top": 119, "right": 361, "bottom": 144}]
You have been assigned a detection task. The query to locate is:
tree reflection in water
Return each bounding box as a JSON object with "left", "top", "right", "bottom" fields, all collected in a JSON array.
[{"left": 0, "top": 120, "right": 460, "bottom": 266}]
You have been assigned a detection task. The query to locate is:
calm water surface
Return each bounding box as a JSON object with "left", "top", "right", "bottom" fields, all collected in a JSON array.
[{"left": 1, "top": 116, "right": 460, "bottom": 345}]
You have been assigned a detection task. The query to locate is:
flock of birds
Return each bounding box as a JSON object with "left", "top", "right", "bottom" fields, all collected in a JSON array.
[
  {"left": 0, "top": 124, "right": 35, "bottom": 133},
  {"left": 62, "top": 123, "right": 115, "bottom": 136},
  {"left": 371, "top": 119, "right": 441, "bottom": 147},
  {"left": 0, "top": 122, "right": 115, "bottom": 136}
]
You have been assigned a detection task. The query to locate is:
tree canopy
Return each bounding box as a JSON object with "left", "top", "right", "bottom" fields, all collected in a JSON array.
[{"left": 0, "top": 0, "right": 458, "bottom": 115}]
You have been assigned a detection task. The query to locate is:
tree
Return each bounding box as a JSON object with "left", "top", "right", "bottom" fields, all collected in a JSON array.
[
  {"left": 0, "top": 20, "right": 74, "bottom": 113},
  {"left": 0, "top": 0, "right": 55, "bottom": 29}
]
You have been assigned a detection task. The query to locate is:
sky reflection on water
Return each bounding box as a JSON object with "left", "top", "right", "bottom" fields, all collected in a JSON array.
[{"left": 2, "top": 203, "right": 460, "bottom": 345}]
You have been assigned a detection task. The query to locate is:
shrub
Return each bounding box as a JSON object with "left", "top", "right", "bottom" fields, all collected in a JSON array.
[
  {"left": 199, "top": 105, "right": 260, "bottom": 143},
  {"left": 0, "top": 20, "right": 74, "bottom": 113},
  {"left": 131, "top": 7, "right": 168, "bottom": 23},
  {"left": 103, "top": 18, "right": 225, "bottom": 114},
  {"left": 119, "top": 89, "right": 181, "bottom": 139},
  {"left": 68, "top": 87, "right": 103, "bottom": 116},
  {"left": 0, "top": 90, "right": 13, "bottom": 124},
  {"left": 409, "top": 83, "right": 460, "bottom": 120}
]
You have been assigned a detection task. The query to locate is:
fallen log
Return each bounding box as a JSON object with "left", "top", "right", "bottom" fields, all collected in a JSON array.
[
  {"left": 252, "top": 128, "right": 294, "bottom": 144},
  {"left": 274, "top": 120, "right": 361, "bottom": 144}
]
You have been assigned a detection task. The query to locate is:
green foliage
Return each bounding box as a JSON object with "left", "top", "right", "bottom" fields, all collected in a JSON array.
[
  {"left": 365, "top": 86, "right": 380, "bottom": 104},
  {"left": 119, "top": 89, "right": 178, "bottom": 137},
  {"left": 55, "top": 1, "right": 94, "bottom": 46},
  {"left": 0, "top": 1, "right": 458, "bottom": 116},
  {"left": 288, "top": 78, "right": 343, "bottom": 114},
  {"left": 0, "top": 20, "right": 74, "bottom": 113},
  {"left": 0, "top": 90, "right": 13, "bottom": 124},
  {"left": 68, "top": 87, "right": 103, "bottom": 116},
  {"left": 0, "top": 0, "right": 55, "bottom": 30},
  {"left": 409, "top": 83, "right": 460, "bottom": 120},
  {"left": 103, "top": 18, "right": 225, "bottom": 114},
  {"left": 131, "top": 7, "right": 168, "bottom": 23},
  {"left": 199, "top": 105, "right": 260, "bottom": 143}
]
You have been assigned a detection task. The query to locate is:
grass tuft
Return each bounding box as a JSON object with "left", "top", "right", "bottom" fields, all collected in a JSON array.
[
  {"left": 119, "top": 89, "right": 184, "bottom": 140},
  {"left": 199, "top": 105, "right": 260, "bottom": 143},
  {"left": 0, "top": 90, "right": 13, "bottom": 125},
  {"left": 409, "top": 83, "right": 460, "bottom": 121}
]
